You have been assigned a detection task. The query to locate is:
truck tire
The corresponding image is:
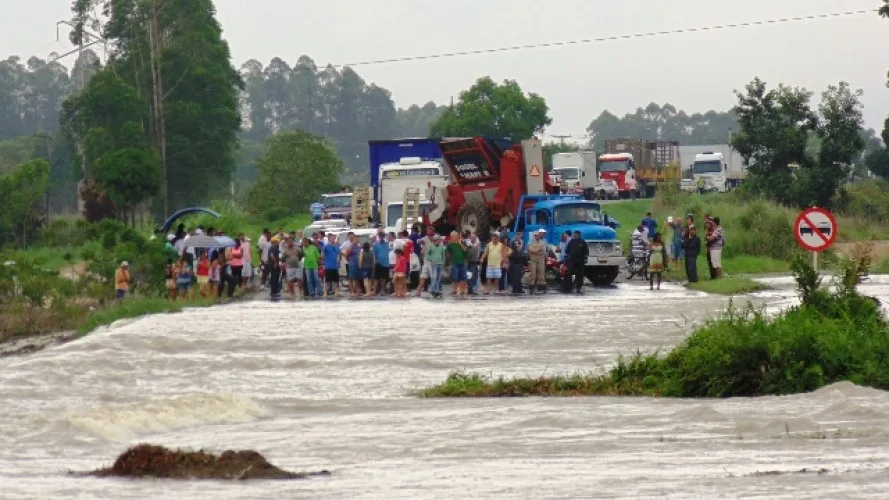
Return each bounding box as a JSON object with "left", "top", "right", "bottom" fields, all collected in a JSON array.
[
  {"left": 457, "top": 198, "right": 491, "bottom": 241},
  {"left": 584, "top": 188, "right": 594, "bottom": 200},
  {"left": 586, "top": 266, "right": 619, "bottom": 286}
]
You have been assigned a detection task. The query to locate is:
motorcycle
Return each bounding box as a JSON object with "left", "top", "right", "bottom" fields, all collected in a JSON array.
[{"left": 626, "top": 249, "right": 649, "bottom": 280}]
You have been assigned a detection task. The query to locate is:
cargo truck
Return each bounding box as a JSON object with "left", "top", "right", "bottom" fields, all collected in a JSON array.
[
  {"left": 600, "top": 139, "right": 680, "bottom": 198},
  {"left": 679, "top": 144, "right": 745, "bottom": 192},
  {"left": 551, "top": 151, "right": 618, "bottom": 200}
]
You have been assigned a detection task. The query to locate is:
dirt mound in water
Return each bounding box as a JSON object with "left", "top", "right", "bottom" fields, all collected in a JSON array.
[{"left": 89, "top": 444, "right": 330, "bottom": 480}]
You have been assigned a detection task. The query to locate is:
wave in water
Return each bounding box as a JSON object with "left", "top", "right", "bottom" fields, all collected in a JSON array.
[{"left": 63, "top": 392, "right": 270, "bottom": 442}]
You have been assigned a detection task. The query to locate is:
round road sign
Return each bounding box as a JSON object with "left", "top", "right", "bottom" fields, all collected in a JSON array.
[{"left": 793, "top": 207, "right": 838, "bottom": 252}]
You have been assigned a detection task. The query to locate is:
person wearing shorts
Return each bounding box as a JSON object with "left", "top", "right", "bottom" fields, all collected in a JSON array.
[
  {"left": 372, "top": 235, "right": 390, "bottom": 296},
  {"left": 481, "top": 234, "right": 505, "bottom": 294},
  {"left": 446, "top": 231, "right": 468, "bottom": 296},
  {"left": 322, "top": 233, "right": 341, "bottom": 297},
  {"left": 175, "top": 258, "right": 193, "bottom": 301},
  {"left": 196, "top": 252, "right": 211, "bottom": 298}
]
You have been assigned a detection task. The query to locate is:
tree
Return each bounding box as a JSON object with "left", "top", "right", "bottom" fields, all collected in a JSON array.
[
  {"left": 731, "top": 78, "right": 864, "bottom": 208},
  {"left": 92, "top": 147, "right": 162, "bottom": 216},
  {"left": 396, "top": 102, "right": 445, "bottom": 137},
  {"left": 430, "top": 76, "right": 552, "bottom": 140},
  {"left": 67, "top": 0, "right": 242, "bottom": 216},
  {"left": 247, "top": 131, "right": 343, "bottom": 218},
  {"left": 0, "top": 158, "right": 49, "bottom": 247},
  {"left": 586, "top": 103, "right": 738, "bottom": 149}
]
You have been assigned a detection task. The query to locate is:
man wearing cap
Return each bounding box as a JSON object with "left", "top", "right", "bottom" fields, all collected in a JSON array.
[
  {"left": 115, "top": 261, "right": 130, "bottom": 300},
  {"left": 527, "top": 229, "right": 548, "bottom": 294}
]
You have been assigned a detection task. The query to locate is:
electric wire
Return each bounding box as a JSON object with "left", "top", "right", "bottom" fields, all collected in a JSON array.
[{"left": 333, "top": 9, "right": 877, "bottom": 68}]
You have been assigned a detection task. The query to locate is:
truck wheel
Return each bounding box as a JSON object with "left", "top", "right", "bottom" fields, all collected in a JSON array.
[
  {"left": 586, "top": 266, "right": 619, "bottom": 286},
  {"left": 583, "top": 188, "right": 594, "bottom": 200},
  {"left": 457, "top": 198, "right": 491, "bottom": 240}
]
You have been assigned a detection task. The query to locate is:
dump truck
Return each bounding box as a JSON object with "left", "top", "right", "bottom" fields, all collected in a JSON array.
[
  {"left": 600, "top": 139, "right": 681, "bottom": 198},
  {"left": 424, "top": 137, "right": 556, "bottom": 240},
  {"left": 510, "top": 194, "right": 624, "bottom": 285}
]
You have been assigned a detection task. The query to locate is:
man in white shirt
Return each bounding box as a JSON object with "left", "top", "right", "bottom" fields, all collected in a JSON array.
[{"left": 257, "top": 229, "right": 271, "bottom": 288}]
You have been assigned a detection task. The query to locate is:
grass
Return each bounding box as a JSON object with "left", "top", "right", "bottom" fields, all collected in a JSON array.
[
  {"left": 419, "top": 371, "right": 658, "bottom": 398},
  {"left": 74, "top": 293, "right": 243, "bottom": 336},
  {"left": 603, "top": 192, "right": 889, "bottom": 267},
  {"left": 686, "top": 276, "right": 768, "bottom": 295},
  {"left": 421, "top": 255, "right": 889, "bottom": 399}
]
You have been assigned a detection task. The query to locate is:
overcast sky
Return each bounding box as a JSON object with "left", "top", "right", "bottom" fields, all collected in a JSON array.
[{"left": 6, "top": 0, "right": 889, "bottom": 142}]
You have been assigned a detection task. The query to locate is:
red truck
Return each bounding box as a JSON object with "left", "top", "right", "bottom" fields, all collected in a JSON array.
[
  {"left": 424, "top": 137, "right": 557, "bottom": 239},
  {"left": 599, "top": 139, "right": 680, "bottom": 198}
]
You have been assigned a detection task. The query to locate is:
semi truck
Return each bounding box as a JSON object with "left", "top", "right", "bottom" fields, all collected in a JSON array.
[
  {"left": 510, "top": 194, "right": 624, "bottom": 286},
  {"left": 679, "top": 144, "right": 745, "bottom": 192},
  {"left": 425, "top": 137, "right": 557, "bottom": 240},
  {"left": 551, "top": 152, "right": 618, "bottom": 200},
  {"left": 599, "top": 139, "right": 681, "bottom": 198}
]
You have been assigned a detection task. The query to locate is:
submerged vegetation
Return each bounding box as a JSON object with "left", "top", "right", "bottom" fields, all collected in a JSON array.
[
  {"left": 87, "top": 444, "right": 330, "bottom": 480},
  {"left": 422, "top": 246, "right": 887, "bottom": 398}
]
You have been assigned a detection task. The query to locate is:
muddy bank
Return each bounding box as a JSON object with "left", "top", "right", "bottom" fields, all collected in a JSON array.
[
  {"left": 0, "top": 330, "right": 78, "bottom": 358},
  {"left": 86, "top": 444, "right": 330, "bottom": 480}
]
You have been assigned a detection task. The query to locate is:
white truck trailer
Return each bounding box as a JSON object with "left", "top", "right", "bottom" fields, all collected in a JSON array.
[
  {"left": 551, "top": 151, "right": 617, "bottom": 200},
  {"left": 679, "top": 144, "right": 745, "bottom": 192}
]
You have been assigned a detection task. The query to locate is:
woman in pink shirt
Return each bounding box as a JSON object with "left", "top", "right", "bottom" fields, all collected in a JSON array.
[{"left": 230, "top": 239, "right": 244, "bottom": 288}]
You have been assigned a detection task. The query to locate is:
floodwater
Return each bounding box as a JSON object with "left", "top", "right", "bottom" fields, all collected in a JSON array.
[{"left": 2, "top": 277, "right": 889, "bottom": 499}]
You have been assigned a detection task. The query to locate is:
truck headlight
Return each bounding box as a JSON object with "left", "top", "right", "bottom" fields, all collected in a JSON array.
[{"left": 613, "top": 242, "right": 622, "bottom": 255}]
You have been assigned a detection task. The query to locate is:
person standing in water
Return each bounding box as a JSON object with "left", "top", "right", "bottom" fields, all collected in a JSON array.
[{"left": 648, "top": 232, "right": 667, "bottom": 290}]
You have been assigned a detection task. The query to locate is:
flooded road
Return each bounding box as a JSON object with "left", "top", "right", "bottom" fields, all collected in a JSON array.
[{"left": 2, "top": 278, "right": 889, "bottom": 499}]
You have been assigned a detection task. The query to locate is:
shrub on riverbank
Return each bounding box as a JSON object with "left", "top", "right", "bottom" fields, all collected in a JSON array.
[{"left": 422, "top": 253, "right": 888, "bottom": 398}]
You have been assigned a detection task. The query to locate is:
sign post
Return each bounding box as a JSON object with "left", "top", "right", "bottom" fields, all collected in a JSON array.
[{"left": 793, "top": 207, "right": 838, "bottom": 272}]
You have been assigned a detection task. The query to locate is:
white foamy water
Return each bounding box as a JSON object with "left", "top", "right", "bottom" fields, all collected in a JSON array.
[{"left": 2, "top": 278, "right": 889, "bottom": 499}]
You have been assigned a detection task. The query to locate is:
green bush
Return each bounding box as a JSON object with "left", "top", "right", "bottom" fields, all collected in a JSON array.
[
  {"left": 421, "top": 251, "right": 889, "bottom": 398},
  {"left": 835, "top": 179, "right": 889, "bottom": 224}
]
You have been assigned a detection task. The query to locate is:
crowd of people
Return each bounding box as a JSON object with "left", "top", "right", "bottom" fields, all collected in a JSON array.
[
  {"left": 630, "top": 211, "right": 726, "bottom": 289},
  {"left": 131, "top": 210, "right": 726, "bottom": 303},
  {"left": 255, "top": 226, "right": 557, "bottom": 300}
]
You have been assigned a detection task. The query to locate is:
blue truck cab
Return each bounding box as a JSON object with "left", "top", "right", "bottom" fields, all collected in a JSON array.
[{"left": 510, "top": 194, "right": 625, "bottom": 286}]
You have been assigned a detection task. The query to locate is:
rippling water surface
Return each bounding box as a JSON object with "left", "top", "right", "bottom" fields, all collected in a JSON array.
[{"left": 3, "top": 278, "right": 889, "bottom": 499}]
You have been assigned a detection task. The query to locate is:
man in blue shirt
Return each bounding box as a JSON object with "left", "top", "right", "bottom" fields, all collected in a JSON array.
[
  {"left": 372, "top": 235, "right": 391, "bottom": 295},
  {"left": 322, "top": 234, "right": 341, "bottom": 296},
  {"left": 310, "top": 201, "right": 324, "bottom": 221},
  {"left": 642, "top": 212, "right": 657, "bottom": 239}
]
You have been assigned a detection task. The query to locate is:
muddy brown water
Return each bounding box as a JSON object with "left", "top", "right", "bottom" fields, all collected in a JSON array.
[{"left": 2, "top": 277, "right": 889, "bottom": 499}]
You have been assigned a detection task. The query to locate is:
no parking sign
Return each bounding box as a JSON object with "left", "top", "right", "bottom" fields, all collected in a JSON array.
[{"left": 793, "top": 207, "right": 837, "bottom": 252}]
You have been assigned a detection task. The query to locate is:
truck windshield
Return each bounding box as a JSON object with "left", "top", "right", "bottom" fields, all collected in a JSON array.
[
  {"left": 553, "top": 168, "right": 580, "bottom": 180},
  {"left": 323, "top": 195, "right": 352, "bottom": 208},
  {"left": 387, "top": 203, "right": 430, "bottom": 224},
  {"left": 599, "top": 160, "right": 630, "bottom": 173},
  {"left": 554, "top": 205, "right": 602, "bottom": 225},
  {"left": 693, "top": 160, "right": 722, "bottom": 174}
]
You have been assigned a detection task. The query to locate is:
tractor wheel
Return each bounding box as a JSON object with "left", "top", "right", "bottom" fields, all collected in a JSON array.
[{"left": 457, "top": 198, "right": 491, "bottom": 240}]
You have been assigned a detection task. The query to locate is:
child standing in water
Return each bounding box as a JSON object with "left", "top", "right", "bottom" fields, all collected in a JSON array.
[
  {"left": 648, "top": 232, "right": 667, "bottom": 290},
  {"left": 393, "top": 248, "right": 408, "bottom": 297}
]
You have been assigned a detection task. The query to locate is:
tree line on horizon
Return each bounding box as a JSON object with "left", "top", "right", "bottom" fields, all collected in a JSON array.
[{"left": 1, "top": 0, "right": 888, "bottom": 237}]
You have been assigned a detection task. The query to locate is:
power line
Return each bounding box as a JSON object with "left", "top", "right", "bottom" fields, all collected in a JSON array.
[{"left": 334, "top": 9, "right": 877, "bottom": 68}]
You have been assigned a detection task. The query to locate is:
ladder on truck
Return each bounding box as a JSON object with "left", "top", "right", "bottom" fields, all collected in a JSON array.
[
  {"left": 401, "top": 187, "right": 422, "bottom": 232},
  {"left": 351, "top": 185, "right": 373, "bottom": 228}
]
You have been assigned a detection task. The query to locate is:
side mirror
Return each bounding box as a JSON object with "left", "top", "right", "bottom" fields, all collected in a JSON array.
[{"left": 582, "top": 171, "right": 586, "bottom": 177}]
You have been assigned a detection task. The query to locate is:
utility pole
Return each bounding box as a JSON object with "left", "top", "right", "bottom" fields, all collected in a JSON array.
[{"left": 551, "top": 134, "right": 572, "bottom": 145}]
